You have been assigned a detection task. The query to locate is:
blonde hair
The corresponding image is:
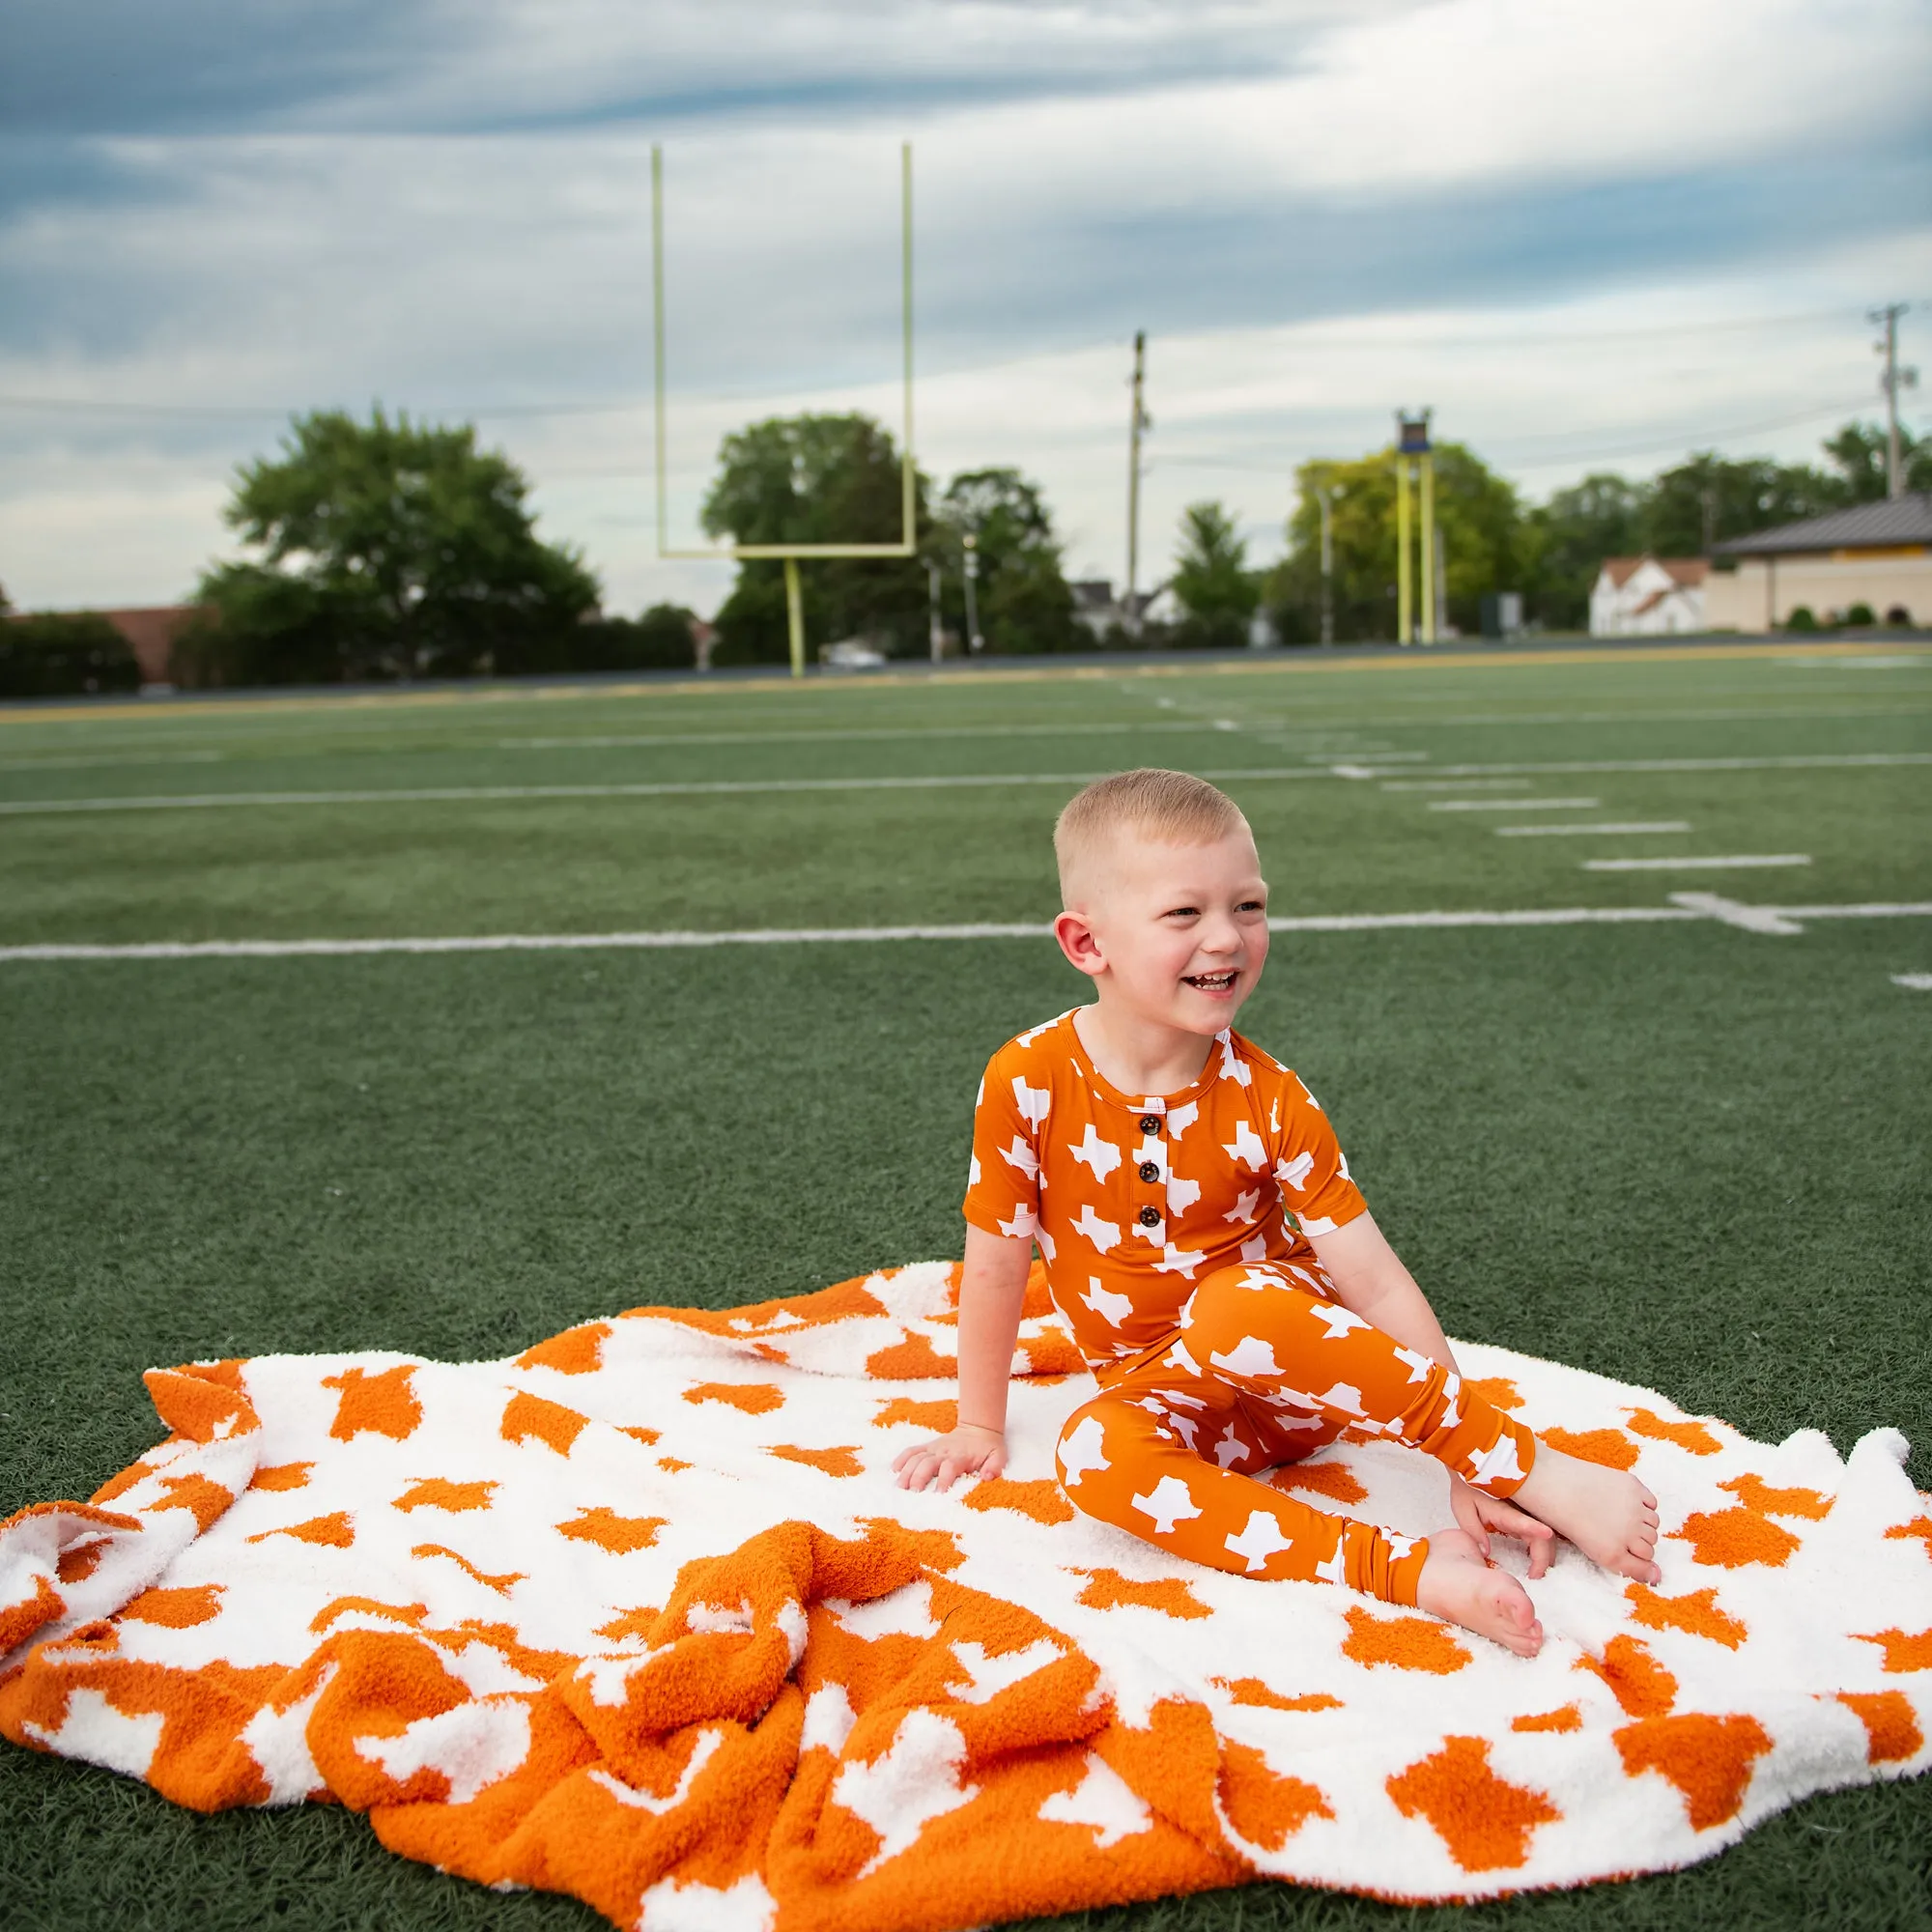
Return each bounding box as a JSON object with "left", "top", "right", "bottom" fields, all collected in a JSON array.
[{"left": 1054, "top": 768, "right": 1248, "bottom": 902}]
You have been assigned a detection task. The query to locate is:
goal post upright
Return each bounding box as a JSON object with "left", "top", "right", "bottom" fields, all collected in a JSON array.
[{"left": 651, "top": 141, "right": 919, "bottom": 678}]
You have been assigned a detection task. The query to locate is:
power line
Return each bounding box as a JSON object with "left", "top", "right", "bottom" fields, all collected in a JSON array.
[
  {"left": 1488, "top": 395, "right": 1880, "bottom": 464},
  {"left": 1150, "top": 394, "right": 1885, "bottom": 482},
  {"left": 0, "top": 395, "right": 644, "bottom": 421},
  {"left": 0, "top": 303, "right": 1892, "bottom": 426}
]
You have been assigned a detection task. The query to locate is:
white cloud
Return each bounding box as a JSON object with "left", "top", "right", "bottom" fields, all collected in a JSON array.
[{"left": 1, "top": 0, "right": 1926, "bottom": 611}]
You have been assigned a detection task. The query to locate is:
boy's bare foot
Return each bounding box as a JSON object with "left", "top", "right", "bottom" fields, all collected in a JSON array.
[
  {"left": 1512, "top": 1444, "right": 1662, "bottom": 1584},
  {"left": 1414, "top": 1528, "right": 1544, "bottom": 1657}
]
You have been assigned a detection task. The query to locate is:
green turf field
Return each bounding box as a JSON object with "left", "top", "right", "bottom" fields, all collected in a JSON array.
[{"left": 2, "top": 641, "right": 1929, "bottom": 1930}]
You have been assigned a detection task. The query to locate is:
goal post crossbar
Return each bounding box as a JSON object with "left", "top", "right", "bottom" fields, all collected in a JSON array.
[{"left": 650, "top": 142, "right": 918, "bottom": 675}]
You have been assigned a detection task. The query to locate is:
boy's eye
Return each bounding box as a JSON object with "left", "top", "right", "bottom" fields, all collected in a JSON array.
[{"left": 1163, "top": 905, "right": 1200, "bottom": 920}]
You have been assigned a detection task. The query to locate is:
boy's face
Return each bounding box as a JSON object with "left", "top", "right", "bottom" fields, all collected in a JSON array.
[{"left": 1057, "top": 826, "right": 1269, "bottom": 1035}]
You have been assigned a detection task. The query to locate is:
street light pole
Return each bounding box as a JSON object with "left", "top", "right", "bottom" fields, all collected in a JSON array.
[
  {"left": 962, "top": 532, "right": 983, "bottom": 654},
  {"left": 1125, "top": 330, "right": 1148, "bottom": 641},
  {"left": 1316, "top": 483, "right": 1337, "bottom": 646}
]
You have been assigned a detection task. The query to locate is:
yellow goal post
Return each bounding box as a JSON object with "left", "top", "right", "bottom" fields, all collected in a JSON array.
[{"left": 651, "top": 142, "right": 918, "bottom": 678}]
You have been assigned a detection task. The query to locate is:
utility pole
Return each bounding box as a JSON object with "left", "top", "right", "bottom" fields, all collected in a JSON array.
[
  {"left": 1125, "top": 330, "right": 1149, "bottom": 640},
  {"left": 1433, "top": 520, "right": 1448, "bottom": 642},
  {"left": 1315, "top": 481, "right": 1340, "bottom": 646},
  {"left": 1869, "top": 303, "right": 1917, "bottom": 499}
]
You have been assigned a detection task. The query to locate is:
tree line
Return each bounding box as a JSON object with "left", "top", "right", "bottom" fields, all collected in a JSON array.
[
  {"left": 1266, "top": 423, "right": 1931, "bottom": 641},
  {"left": 8, "top": 405, "right": 1921, "bottom": 696}
]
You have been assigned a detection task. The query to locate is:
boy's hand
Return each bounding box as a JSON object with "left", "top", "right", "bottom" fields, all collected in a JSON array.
[
  {"left": 1449, "top": 1475, "right": 1556, "bottom": 1578},
  {"left": 892, "top": 1425, "right": 1007, "bottom": 1492}
]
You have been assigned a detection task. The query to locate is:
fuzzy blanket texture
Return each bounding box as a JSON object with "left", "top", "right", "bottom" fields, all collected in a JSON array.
[{"left": 3, "top": 1263, "right": 1928, "bottom": 1932}]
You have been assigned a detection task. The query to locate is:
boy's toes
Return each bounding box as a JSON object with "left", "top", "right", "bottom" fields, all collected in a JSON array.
[
  {"left": 1623, "top": 1544, "right": 1662, "bottom": 1584},
  {"left": 1484, "top": 1577, "right": 1544, "bottom": 1656}
]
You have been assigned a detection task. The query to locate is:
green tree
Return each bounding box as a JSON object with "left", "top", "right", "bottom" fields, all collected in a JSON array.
[
  {"left": 1264, "top": 443, "right": 1522, "bottom": 643},
  {"left": 193, "top": 409, "right": 599, "bottom": 684},
  {"left": 701, "top": 413, "right": 931, "bottom": 664},
  {"left": 1520, "top": 473, "right": 1646, "bottom": 631},
  {"left": 1820, "top": 419, "right": 1932, "bottom": 501},
  {"left": 1171, "top": 501, "right": 1260, "bottom": 648},
  {"left": 1636, "top": 452, "right": 1837, "bottom": 558},
  {"left": 932, "top": 468, "right": 1081, "bottom": 654}
]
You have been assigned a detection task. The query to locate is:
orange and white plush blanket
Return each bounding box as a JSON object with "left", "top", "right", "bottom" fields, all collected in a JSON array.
[{"left": 3, "top": 1263, "right": 1928, "bottom": 1932}]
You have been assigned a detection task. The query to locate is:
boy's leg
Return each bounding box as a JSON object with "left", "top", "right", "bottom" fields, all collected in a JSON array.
[
  {"left": 1176, "top": 1263, "right": 1537, "bottom": 1498},
  {"left": 1055, "top": 1384, "right": 1427, "bottom": 1604}
]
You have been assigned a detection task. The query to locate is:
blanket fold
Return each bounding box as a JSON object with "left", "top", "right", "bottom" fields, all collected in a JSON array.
[{"left": 3, "top": 1262, "right": 1928, "bottom": 1931}]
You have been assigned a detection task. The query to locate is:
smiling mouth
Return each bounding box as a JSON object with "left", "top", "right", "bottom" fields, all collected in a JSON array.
[{"left": 1184, "top": 970, "right": 1239, "bottom": 991}]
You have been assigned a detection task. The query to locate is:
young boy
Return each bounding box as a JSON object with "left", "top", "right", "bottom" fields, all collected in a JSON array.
[{"left": 894, "top": 769, "right": 1662, "bottom": 1656}]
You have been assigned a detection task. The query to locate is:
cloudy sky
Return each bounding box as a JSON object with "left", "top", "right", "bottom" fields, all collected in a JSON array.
[{"left": 4, "top": 0, "right": 1929, "bottom": 615}]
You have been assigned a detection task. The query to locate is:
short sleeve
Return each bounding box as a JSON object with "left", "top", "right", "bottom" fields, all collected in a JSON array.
[
  {"left": 1267, "top": 1069, "right": 1368, "bottom": 1238},
  {"left": 962, "top": 1050, "right": 1042, "bottom": 1241}
]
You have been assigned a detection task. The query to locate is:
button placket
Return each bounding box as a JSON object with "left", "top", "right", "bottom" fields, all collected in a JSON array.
[{"left": 1130, "top": 1114, "right": 1168, "bottom": 1242}]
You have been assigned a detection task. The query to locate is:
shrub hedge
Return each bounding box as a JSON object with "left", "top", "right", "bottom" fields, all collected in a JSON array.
[
  {"left": 170, "top": 602, "right": 698, "bottom": 689},
  {"left": 0, "top": 613, "right": 142, "bottom": 698}
]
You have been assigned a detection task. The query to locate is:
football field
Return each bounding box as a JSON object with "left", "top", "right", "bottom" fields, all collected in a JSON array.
[{"left": 2, "top": 640, "right": 1930, "bottom": 1931}]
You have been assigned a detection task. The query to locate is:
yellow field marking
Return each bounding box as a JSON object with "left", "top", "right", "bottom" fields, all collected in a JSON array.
[{"left": 5, "top": 639, "right": 1926, "bottom": 728}]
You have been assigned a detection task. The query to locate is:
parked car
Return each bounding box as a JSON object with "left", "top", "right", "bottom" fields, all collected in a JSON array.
[{"left": 821, "top": 638, "right": 889, "bottom": 670}]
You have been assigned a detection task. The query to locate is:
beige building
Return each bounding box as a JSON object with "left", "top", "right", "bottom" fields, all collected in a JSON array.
[{"left": 1706, "top": 494, "right": 1931, "bottom": 630}]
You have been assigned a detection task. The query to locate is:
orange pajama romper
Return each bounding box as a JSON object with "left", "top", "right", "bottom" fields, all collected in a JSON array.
[{"left": 962, "top": 1011, "right": 1537, "bottom": 1606}]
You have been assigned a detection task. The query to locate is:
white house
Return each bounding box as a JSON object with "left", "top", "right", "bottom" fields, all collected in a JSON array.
[
  {"left": 1589, "top": 555, "right": 1710, "bottom": 636},
  {"left": 1069, "top": 579, "right": 1178, "bottom": 641}
]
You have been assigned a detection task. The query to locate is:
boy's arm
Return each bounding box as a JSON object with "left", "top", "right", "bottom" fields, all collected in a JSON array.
[
  {"left": 1309, "top": 1211, "right": 1555, "bottom": 1571},
  {"left": 1306, "top": 1210, "right": 1460, "bottom": 1371},
  {"left": 892, "top": 1224, "right": 1033, "bottom": 1492}
]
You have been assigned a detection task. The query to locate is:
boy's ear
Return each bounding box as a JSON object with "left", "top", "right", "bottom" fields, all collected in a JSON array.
[{"left": 1053, "top": 909, "right": 1105, "bottom": 980}]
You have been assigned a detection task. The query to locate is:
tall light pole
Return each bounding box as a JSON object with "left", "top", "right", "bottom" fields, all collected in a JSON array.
[
  {"left": 962, "top": 532, "right": 983, "bottom": 654},
  {"left": 1125, "top": 330, "right": 1149, "bottom": 640},
  {"left": 1869, "top": 303, "right": 1917, "bottom": 499},
  {"left": 1394, "top": 410, "right": 1433, "bottom": 645}
]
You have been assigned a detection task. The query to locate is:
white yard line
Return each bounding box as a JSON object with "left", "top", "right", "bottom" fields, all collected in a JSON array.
[
  {"left": 1381, "top": 779, "right": 1533, "bottom": 792},
  {"left": 1784, "top": 656, "right": 1925, "bottom": 670},
  {"left": 1583, "top": 855, "right": 1811, "bottom": 871},
  {"left": 0, "top": 751, "right": 224, "bottom": 773},
  {"left": 499, "top": 721, "right": 1217, "bottom": 750},
  {"left": 1311, "top": 750, "right": 1431, "bottom": 763},
  {"left": 5, "top": 900, "right": 1929, "bottom": 962},
  {"left": 1892, "top": 973, "right": 1932, "bottom": 989},
  {"left": 0, "top": 768, "right": 1330, "bottom": 817},
  {"left": 1, "top": 750, "right": 1924, "bottom": 817},
  {"left": 1665, "top": 892, "right": 1807, "bottom": 936},
  {"left": 1424, "top": 753, "right": 1929, "bottom": 777},
  {"left": 1429, "top": 797, "right": 1600, "bottom": 812},
  {"left": 1241, "top": 702, "right": 1930, "bottom": 728},
  {"left": 1495, "top": 821, "right": 1691, "bottom": 837}
]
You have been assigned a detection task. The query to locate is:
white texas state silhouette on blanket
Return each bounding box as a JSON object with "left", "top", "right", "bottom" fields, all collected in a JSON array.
[{"left": 2, "top": 1262, "right": 1928, "bottom": 1932}]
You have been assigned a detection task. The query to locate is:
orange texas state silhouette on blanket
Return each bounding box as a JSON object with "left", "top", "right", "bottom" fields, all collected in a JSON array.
[{"left": 2, "top": 1262, "right": 1928, "bottom": 1932}]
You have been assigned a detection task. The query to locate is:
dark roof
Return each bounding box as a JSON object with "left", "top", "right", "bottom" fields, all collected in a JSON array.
[{"left": 1712, "top": 493, "right": 1932, "bottom": 557}]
